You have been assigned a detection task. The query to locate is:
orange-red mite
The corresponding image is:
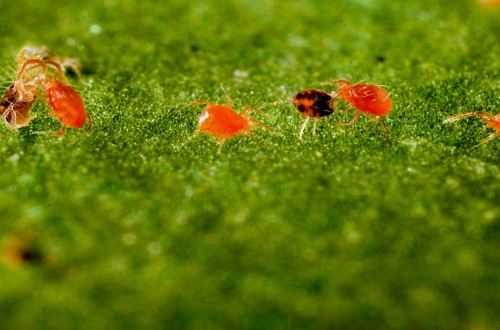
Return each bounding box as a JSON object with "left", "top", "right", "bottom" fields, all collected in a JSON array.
[
  {"left": 444, "top": 111, "right": 500, "bottom": 144},
  {"left": 325, "top": 79, "right": 392, "bottom": 142},
  {"left": 40, "top": 76, "right": 90, "bottom": 135},
  {"left": 292, "top": 89, "right": 334, "bottom": 139},
  {"left": 198, "top": 104, "right": 254, "bottom": 141},
  {"left": 184, "top": 87, "right": 268, "bottom": 150}
]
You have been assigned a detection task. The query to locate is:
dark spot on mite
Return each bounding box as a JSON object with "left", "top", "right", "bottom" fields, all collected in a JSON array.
[
  {"left": 292, "top": 89, "right": 334, "bottom": 117},
  {"left": 375, "top": 55, "right": 385, "bottom": 62}
]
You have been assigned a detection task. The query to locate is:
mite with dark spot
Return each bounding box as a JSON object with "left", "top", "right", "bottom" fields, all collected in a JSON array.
[{"left": 291, "top": 89, "right": 334, "bottom": 139}]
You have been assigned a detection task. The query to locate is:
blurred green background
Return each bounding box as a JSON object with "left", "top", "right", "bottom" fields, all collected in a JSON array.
[{"left": 0, "top": 0, "right": 499, "bottom": 329}]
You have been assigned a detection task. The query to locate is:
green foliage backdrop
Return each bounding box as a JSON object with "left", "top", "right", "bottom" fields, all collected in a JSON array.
[{"left": 0, "top": 0, "right": 498, "bottom": 329}]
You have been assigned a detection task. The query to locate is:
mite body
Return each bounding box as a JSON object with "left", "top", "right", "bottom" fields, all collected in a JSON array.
[
  {"left": 325, "top": 79, "right": 392, "bottom": 143},
  {"left": 292, "top": 89, "right": 334, "bottom": 139},
  {"left": 183, "top": 85, "right": 268, "bottom": 150},
  {"left": 39, "top": 76, "right": 90, "bottom": 135},
  {"left": 197, "top": 104, "right": 256, "bottom": 141}
]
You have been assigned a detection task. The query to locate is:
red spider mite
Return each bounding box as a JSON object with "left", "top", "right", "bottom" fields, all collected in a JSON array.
[
  {"left": 183, "top": 85, "right": 269, "bottom": 150},
  {"left": 444, "top": 111, "right": 500, "bottom": 144},
  {"left": 16, "top": 55, "right": 92, "bottom": 136},
  {"left": 323, "top": 79, "right": 392, "bottom": 143},
  {"left": 291, "top": 89, "right": 334, "bottom": 139}
]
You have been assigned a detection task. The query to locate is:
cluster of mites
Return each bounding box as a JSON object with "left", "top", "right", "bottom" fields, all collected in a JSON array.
[
  {"left": 0, "top": 48, "right": 91, "bottom": 137},
  {"left": 1, "top": 48, "right": 499, "bottom": 146}
]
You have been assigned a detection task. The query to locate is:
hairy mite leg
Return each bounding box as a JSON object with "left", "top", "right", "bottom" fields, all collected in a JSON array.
[
  {"left": 481, "top": 131, "right": 500, "bottom": 144},
  {"left": 71, "top": 115, "right": 93, "bottom": 144},
  {"left": 299, "top": 117, "right": 310, "bottom": 140},
  {"left": 34, "top": 124, "right": 67, "bottom": 136},
  {"left": 220, "top": 84, "right": 233, "bottom": 108},
  {"left": 186, "top": 100, "right": 214, "bottom": 108},
  {"left": 445, "top": 111, "right": 500, "bottom": 145},
  {"left": 216, "top": 138, "right": 227, "bottom": 154},
  {"left": 338, "top": 109, "right": 361, "bottom": 127},
  {"left": 312, "top": 117, "right": 318, "bottom": 135},
  {"left": 362, "top": 112, "right": 389, "bottom": 143},
  {"left": 178, "top": 101, "right": 215, "bottom": 150},
  {"left": 320, "top": 79, "right": 351, "bottom": 88},
  {"left": 443, "top": 111, "right": 494, "bottom": 123},
  {"left": 298, "top": 117, "right": 319, "bottom": 140},
  {"left": 177, "top": 129, "right": 201, "bottom": 150},
  {"left": 242, "top": 107, "right": 271, "bottom": 131}
]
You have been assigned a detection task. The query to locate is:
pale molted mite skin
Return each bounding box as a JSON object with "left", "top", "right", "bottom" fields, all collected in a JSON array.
[
  {"left": 0, "top": 50, "right": 46, "bottom": 130},
  {"left": 23, "top": 45, "right": 81, "bottom": 76},
  {"left": 1, "top": 83, "right": 37, "bottom": 130}
]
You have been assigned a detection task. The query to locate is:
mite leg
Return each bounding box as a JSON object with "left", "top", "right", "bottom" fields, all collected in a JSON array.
[
  {"left": 71, "top": 115, "right": 93, "bottom": 144},
  {"left": 34, "top": 123, "right": 67, "bottom": 136},
  {"left": 362, "top": 112, "right": 389, "bottom": 143},
  {"left": 17, "top": 59, "right": 48, "bottom": 81},
  {"left": 177, "top": 129, "right": 201, "bottom": 150},
  {"left": 178, "top": 100, "right": 215, "bottom": 111},
  {"left": 311, "top": 117, "right": 318, "bottom": 135},
  {"left": 320, "top": 79, "right": 351, "bottom": 88},
  {"left": 248, "top": 118, "right": 271, "bottom": 131},
  {"left": 2, "top": 104, "right": 17, "bottom": 131},
  {"left": 186, "top": 100, "right": 214, "bottom": 109},
  {"left": 219, "top": 84, "right": 234, "bottom": 108},
  {"left": 299, "top": 117, "right": 311, "bottom": 140},
  {"left": 443, "top": 111, "right": 493, "bottom": 123},
  {"left": 216, "top": 138, "right": 227, "bottom": 155},
  {"left": 15, "top": 59, "right": 48, "bottom": 100},
  {"left": 242, "top": 108, "right": 272, "bottom": 131},
  {"left": 479, "top": 131, "right": 500, "bottom": 145},
  {"left": 44, "top": 60, "right": 67, "bottom": 83},
  {"left": 338, "top": 109, "right": 361, "bottom": 127},
  {"left": 85, "top": 115, "right": 93, "bottom": 133},
  {"left": 242, "top": 107, "right": 266, "bottom": 117}
]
